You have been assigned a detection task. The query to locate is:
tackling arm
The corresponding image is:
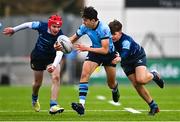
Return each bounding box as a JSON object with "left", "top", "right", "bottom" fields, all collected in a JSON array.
[
  {"left": 52, "top": 51, "right": 64, "bottom": 67},
  {"left": 47, "top": 51, "right": 63, "bottom": 73},
  {"left": 13, "top": 22, "right": 33, "bottom": 32},
  {"left": 3, "top": 22, "right": 33, "bottom": 36}
]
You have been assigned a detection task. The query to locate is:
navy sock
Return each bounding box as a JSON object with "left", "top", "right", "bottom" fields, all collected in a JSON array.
[
  {"left": 32, "top": 94, "right": 38, "bottom": 102},
  {"left": 112, "top": 82, "right": 118, "bottom": 92},
  {"left": 148, "top": 100, "right": 157, "bottom": 108}
]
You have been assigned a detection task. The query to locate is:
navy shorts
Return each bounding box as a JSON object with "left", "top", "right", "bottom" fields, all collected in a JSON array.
[
  {"left": 121, "top": 55, "right": 147, "bottom": 76},
  {"left": 85, "top": 51, "right": 117, "bottom": 67},
  {"left": 30, "top": 50, "right": 55, "bottom": 71}
]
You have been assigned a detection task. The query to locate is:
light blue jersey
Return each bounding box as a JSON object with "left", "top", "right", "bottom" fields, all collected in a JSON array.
[{"left": 76, "top": 21, "right": 115, "bottom": 53}]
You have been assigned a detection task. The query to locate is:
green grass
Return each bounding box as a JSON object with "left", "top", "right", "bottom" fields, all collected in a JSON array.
[{"left": 0, "top": 84, "right": 180, "bottom": 121}]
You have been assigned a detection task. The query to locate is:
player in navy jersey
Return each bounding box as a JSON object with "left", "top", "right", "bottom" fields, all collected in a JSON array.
[
  {"left": 54, "top": 6, "right": 119, "bottom": 115},
  {"left": 109, "top": 20, "right": 164, "bottom": 115},
  {"left": 3, "top": 15, "right": 65, "bottom": 114}
]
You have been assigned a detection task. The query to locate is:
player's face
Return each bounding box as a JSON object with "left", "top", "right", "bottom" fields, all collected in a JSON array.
[
  {"left": 82, "top": 18, "right": 95, "bottom": 29},
  {"left": 112, "top": 32, "right": 121, "bottom": 42},
  {"left": 49, "top": 24, "right": 61, "bottom": 36}
]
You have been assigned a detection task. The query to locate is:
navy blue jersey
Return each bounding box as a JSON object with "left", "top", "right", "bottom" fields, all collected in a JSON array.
[
  {"left": 32, "top": 21, "right": 63, "bottom": 58},
  {"left": 113, "top": 33, "right": 145, "bottom": 65}
]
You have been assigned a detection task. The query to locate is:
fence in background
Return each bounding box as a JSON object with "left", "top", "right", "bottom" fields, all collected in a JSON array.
[
  {"left": 0, "top": 14, "right": 180, "bottom": 85},
  {"left": 90, "top": 58, "right": 180, "bottom": 84}
]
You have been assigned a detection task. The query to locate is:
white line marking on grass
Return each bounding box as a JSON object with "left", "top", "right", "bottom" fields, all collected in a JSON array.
[
  {"left": 0, "top": 110, "right": 124, "bottom": 113},
  {"left": 96, "top": 95, "right": 106, "bottom": 100},
  {"left": 1, "top": 109, "right": 180, "bottom": 113},
  {"left": 124, "top": 108, "right": 141, "bottom": 114},
  {"left": 96, "top": 95, "right": 121, "bottom": 106},
  {"left": 108, "top": 100, "right": 121, "bottom": 106}
]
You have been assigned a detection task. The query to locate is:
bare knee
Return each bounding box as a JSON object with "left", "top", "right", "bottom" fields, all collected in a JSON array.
[
  {"left": 52, "top": 75, "right": 60, "bottom": 82},
  {"left": 33, "top": 80, "right": 42, "bottom": 88},
  {"left": 136, "top": 77, "right": 146, "bottom": 84}
]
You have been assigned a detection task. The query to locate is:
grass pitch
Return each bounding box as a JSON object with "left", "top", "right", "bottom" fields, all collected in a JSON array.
[{"left": 0, "top": 84, "right": 180, "bottom": 121}]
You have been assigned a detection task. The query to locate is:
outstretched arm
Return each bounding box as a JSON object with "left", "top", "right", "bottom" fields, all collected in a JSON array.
[{"left": 3, "top": 22, "right": 33, "bottom": 36}]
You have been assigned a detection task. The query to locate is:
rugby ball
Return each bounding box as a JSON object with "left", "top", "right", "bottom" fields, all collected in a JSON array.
[{"left": 57, "top": 35, "right": 73, "bottom": 54}]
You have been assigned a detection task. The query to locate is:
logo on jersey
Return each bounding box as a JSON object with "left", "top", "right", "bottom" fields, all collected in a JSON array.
[
  {"left": 86, "top": 56, "right": 89, "bottom": 60},
  {"left": 137, "top": 59, "right": 143, "bottom": 63},
  {"left": 103, "top": 29, "right": 107, "bottom": 36},
  {"left": 31, "top": 63, "right": 35, "bottom": 69}
]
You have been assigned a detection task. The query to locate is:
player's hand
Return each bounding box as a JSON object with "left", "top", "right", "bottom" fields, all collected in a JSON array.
[
  {"left": 47, "top": 64, "right": 56, "bottom": 73},
  {"left": 112, "top": 54, "right": 121, "bottom": 64},
  {"left": 3, "top": 27, "right": 15, "bottom": 36},
  {"left": 54, "top": 41, "right": 63, "bottom": 51},
  {"left": 75, "top": 43, "right": 89, "bottom": 52}
]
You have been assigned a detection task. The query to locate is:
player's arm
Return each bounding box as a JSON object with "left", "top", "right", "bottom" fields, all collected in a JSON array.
[
  {"left": 47, "top": 51, "right": 63, "bottom": 73},
  {"left": 70, "top": 33, "right": 79, "bottom": 43},
  {"left": 75, "top": 38, "right": 109, "bottom": 54},
  {"left": 3, "top": 22, "right": 34, "bottom": 36},
  {"left": 112, "top": 52, "right": 121, "bottom": 64},
  {"left": 54, "top": 33, "right": 79, "bottom": 51},
  {"left": 77, "top": 26, "right": 110, "bottom": 54},
  {"left": 120, "top": 40, "right": 131, "bottom": 60}
]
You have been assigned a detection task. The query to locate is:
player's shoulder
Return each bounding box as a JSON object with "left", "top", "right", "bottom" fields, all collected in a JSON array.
[
  {"left": 34, "top": 21, "right": 48, "bottom": 31},
  {"left": 77, "top": 24, "right": 89, "bottom": 34},
  {"left": 79, "top": 24, "right": 87, "bottom": 30},
  {"left": 38, "top": 21, "right": 48, "bottom": 27},
  {"left": 96, "top": 21, "right": 111, "bottom": 37},
  {"left": 122, "top": 33, "right": 133, "bottom": 41},
  {"left": 97, "top": 21, "right": 110, "bottom": 32}
]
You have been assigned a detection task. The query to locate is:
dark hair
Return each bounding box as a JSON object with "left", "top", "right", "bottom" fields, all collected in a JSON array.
[
  {"left": 108, "top": 20, "right": 122, "bottom": 35},
  {"left": 81, "top": 6, "right": 98, "bottom": 21}
]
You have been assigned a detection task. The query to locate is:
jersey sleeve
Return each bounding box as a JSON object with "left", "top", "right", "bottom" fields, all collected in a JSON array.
[
  {"left": 99, "top": 26, "right": 110, "bottom": 40},
  {"left": 76, "top": 25, "right": 86, "bottom": 37},
  {"left": 31, "top": 21, "right": 41, "bottom": 29},
  {"left": 122, "top": 40, "right": 131, "bottom": 50},
  {"left": 52, "top": 51, "right": 63, "bottom": 67},
  {"left": 12, "top": 21, "right": 40, "bottom": 32},
  {"left": 121, "top": 40, "right": 131, "bottom": 59}
]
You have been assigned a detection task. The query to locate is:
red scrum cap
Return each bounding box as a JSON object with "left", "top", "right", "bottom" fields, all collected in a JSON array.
[{"left": 48, "top": 15, "right": 63, "bottom": 28}]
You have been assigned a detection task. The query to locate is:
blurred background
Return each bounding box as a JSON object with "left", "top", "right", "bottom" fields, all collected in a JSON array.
[{"left": 0, "top": 0, "right": 180, "bottom": 86}]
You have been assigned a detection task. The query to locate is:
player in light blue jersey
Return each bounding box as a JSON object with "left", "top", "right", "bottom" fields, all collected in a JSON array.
[
  {"left": 54, "top": 6, "right": 119, "bottom": 115},
  {"left": 3, "top": 15, "right": 65, "bottom": 114},
  {"left": 109, "top": 20, "right": 164, "bottom": 115}
]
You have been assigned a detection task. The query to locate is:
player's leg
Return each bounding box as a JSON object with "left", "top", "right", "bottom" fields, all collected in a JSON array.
[
  {"left": 150, "top": 70, "right": 164, "bottom": 88},
  {"left": 135, "top": 65, "right": 164, "bottom": 88},
  {"left": 49, "top": 63, "right": 64, "bottom": 114},
  {"left": 129, "top": 71, "right": 159, "bottom": 115},
  {"left": 104, "top": 66, "right": 119, "bottom": 102},
  {"left": 32, "top": 70, "right": 43, "bottom": 112},
  {"left": 135, "top": 55, "right": 164, "bottom": 88},
  {"left": 72, "top": 61, "right": 99, "bottom": 115},
  {"left": 135, "top": 66, "right": 153, "bottom": 84}
]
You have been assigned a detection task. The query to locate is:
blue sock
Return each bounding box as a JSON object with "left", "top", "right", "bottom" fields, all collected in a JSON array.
[
  {"left": 79, "top": 82, "right": 88, "bottom": 105},
  {"left": 50, "top": 100, "right": 58, "bottom": 107},
  {"left": 148, "top": 100, "right": 157, "bottom": 108},
  {"left": 32, "top": 94, "right": 38, "bottom": 102}
]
